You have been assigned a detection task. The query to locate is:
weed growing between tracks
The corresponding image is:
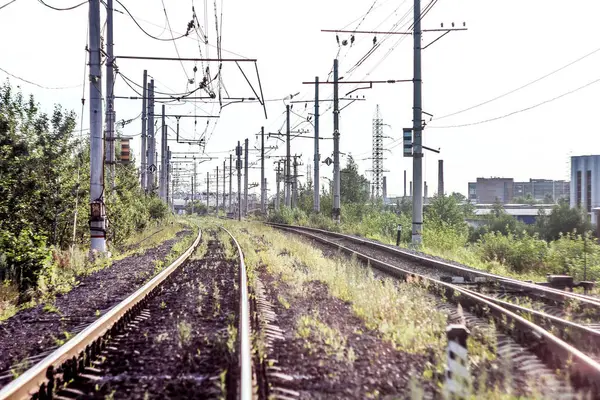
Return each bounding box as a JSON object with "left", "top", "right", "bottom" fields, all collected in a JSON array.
[{"left": 221, "top": 221, "right": 551, "bottom": 399}]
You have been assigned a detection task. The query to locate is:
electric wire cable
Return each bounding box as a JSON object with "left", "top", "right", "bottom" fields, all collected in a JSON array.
[
  {"left": 435, "top": 45, "right": 600, "bottom": 121},
  {"left": 429, "top": 76, "right": 600, "bottom": 129},
  {"left": 0, "top": 0, "right": 18, "bottom": 11},
  {"left": 114, "top": 0, "right": 189, "bottom": 41},
  {"left": 37, "top": 0, "right": 87, "bottom": 11},
  {"left": 0, "top": 66, "right": 82, "bottom": 89}
]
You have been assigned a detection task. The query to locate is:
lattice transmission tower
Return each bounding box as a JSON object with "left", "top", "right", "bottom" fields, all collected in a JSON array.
[{"left": 370, "top": 105, "right": 386, "bottom": 198}]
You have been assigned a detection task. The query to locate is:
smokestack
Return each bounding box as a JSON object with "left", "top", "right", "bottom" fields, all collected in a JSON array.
[
  {"left": 424, "top": 181, "right": 428, "bottom": 199},
  {"left": 438, "top": 159, "right": 444, "bottom": 196},
  {"left": 404, "top": 170, "right": 407, "bottom": 197},
  {"left": 383, "top": 176, "right": 387, "bottom": 202},
  {"left": 410, "top": 181, "right": 413, "bottom": 197}
]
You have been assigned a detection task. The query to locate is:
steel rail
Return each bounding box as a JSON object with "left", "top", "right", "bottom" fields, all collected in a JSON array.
[
  {"left": 0, "top": 228, "right": 203, "bottom": 400},
  {"left": 266, "top": 223, "right": 600, "bottom": 308},
  {"left": 218, "top": 226, "right": 253, "bottom": 400},
  {"left": 272, "top": 224, "right": 600, "bottom": 392}
]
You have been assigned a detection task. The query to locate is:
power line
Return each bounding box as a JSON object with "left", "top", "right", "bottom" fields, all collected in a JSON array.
[
  {"left": 37, "top": 0, "right": 87, "bottom": 11},
  {"left": 435, "top": 45, "right": 600, "bottom": 121},
  {"left": 0, "top": 65, "right": 82, "bottom": 89},
  {"left": 0, "top": 0, "right": 18, "bottom": 11},
  {"left": 161, "top": 0, "right": 190, "bottom": 80},
  {"left": 429, "top": 76, "right": 600, "bottom": 129},
  {"left": 114, "top": 0, "right": 191, "bottom": 42}
]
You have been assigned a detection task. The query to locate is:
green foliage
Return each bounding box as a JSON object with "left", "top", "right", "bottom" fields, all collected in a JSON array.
[
  {"left": 545, "top": 232, "right": 600, "bottom": 281},
  {"left": 184, "top": 200, "right": 207, "bottom": 215},
  {"left": 340, "top": 155, "right": 369, "bottom": 205},
  {"left": 475, "top": 232, "right": 548, "bottom": 274},
  {"left": 0, "top": 81, "right": 171, "bottom": 296},
  {"left": 535, "top": 200, "right": 591, "bottom": 241}
]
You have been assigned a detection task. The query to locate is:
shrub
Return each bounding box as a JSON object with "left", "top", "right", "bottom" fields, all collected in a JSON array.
[
  {"left": 147, "top": 197, "right": 170, "bottom": 220},
  {"left": 475, "top": 232, "right": 548, "bottom": 274},
  {"left": 545, "top": 233, "right": 600, "bottom": 281}
]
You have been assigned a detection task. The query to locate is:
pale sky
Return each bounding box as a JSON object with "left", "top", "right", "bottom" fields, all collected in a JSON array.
[{"left": 1, "top": 0, "right": 599, "bottom": 199}]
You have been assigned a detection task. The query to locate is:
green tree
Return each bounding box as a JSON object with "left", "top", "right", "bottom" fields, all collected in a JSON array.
[
  {"left": 536, "top": 200, "right": 591, "bottom": 241},
  {"left": 340, "top": 155, "right": 369, "bottom": 205}
]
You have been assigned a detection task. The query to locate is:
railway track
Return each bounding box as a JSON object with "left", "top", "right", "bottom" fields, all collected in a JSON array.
[
  {"left": 0, "top": 226, "right": 254, "bottom": 400},
  {"left": 268, "top": 223, "right": 600, "bottom": 396}
]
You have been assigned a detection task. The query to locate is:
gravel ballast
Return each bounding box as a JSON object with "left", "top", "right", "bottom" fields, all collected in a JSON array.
[{"left": 0, "top": 229, "right": 192, "bottom": 387}]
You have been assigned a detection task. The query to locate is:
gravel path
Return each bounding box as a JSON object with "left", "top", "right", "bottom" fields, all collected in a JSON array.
[
  {"left": 76, "top": 236, "right": 239, "bottom": 399},
  {"left": 0, "top": 229, "right": 192, "bottom": 387}
]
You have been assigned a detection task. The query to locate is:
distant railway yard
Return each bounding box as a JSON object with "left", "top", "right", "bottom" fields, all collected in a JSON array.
[{"left": 0, "top": 218, "right": 598, "bottom": 399}]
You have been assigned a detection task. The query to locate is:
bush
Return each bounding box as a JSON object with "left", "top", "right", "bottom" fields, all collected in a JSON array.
[
  {"left": 147, "top": 197, "right": 170, "bottom": 220},
  {"left": 545, "top": 233, "right": 600, "bottom": 281},
  {"left": 475, "top": 232, "right": 548, "bottom": 274},
  {"left": 268, "top": 207, "right": 308, "bottom": 226}
]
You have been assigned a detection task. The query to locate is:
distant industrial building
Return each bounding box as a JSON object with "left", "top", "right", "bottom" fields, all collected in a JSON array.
[
  {"left": 468, "top": 177, "right": 570, "bottom": 204},
  {"left": 570, "top": 155, "right": 600, "bottom": 218}
]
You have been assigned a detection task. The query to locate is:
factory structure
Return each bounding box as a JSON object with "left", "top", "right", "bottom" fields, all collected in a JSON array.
[{"left": 465, "top": 155, "right": 600, "bottom": 225}]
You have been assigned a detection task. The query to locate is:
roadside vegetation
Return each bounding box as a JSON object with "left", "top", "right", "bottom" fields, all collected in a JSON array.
[
  {"left": 267, "top": 156, "right": 598, "bottom": 283},
  {"left": 0, "top": 81, "right": 178, "bottom": 318}
]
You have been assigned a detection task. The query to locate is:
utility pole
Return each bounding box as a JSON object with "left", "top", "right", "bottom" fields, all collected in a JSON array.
[
  {"left": 206, "top": 171, "right": 210, "bottom": 211},
  {"left": 216, "top": 166, "right": 219, "bottom": 216},
  {"left": 192, "top": 161, "right": 196, "bottom": 214},
  {"left": 275, "top": 161, "right": 281, "bottom": 211},
  {"left": 333, "top": 59, "right": 341, "bottom": 222},
  {"left": 293, "top": 156, "right": 298, "bottom": 208},
  {"left": 244, "top": 138, "right": 249, "bottom": 215},
  {"left": 237, "top": 141, "right": 242, "bottom": 221},
  {"left": 314, "top": 76, "right": 320, "bottom": 213},
  {"left": 285, "top": 105, "right": 291, "bottom": 207},
  {"left": 167, "top": 146, "right": 171, "bottom": 207},
  {"left": 223, "top": 159, "right": 226, "bottom": 214},
  {"left": 261, "top": 126, "right": 266, "bottom": 213},
  {"left": 88, "top": 0, "right": 106, "bottom": 252},
  {"left": 412, "top": 0, "right": 424, "bottom": 244},
  {"left": 229, "top": 154, "right": 233, "bottom": 213},
  {"left": 160, "top": 105, "right": 167, "bottom": 201},
  {"left": 140, "top": 70, "right": 148, "bottom": 191},
  {"left": 105, "top": 0, "right": 116, "bottom": 195},
  {"left": 147, "top": 80, "right": 155, "bottom": 193}
]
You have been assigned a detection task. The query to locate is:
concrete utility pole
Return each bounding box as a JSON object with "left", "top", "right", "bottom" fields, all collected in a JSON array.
[
  {"left": 223, "top": 160, "right": 226, "bottom": 213},
  {"left": 206, "top": 171, "right": 210, "bottom": 210},
  {"left": 88, "top": 0, "right": 106, "bottom": 252},
  {"left": 216, "top": 166, "right": 219, "bottom": 216},
  {"left": 244, "top": 138, "right": 249, "bottom": 215},
  {"left": 404, "top": 170, "right": 407, "bottom": 197},
  {"left": 438, "top": 159, "right": 444, "bottom": 196},
  {"left": 166, "top": 146, "right": 171, "bottom": 206},
  {"left": 275, "top": 161, "right": 281, "bottom": 210},
  {"left": 140, "top": 70, "right": 148, "bottom": 191},
  {"left": 333, "top": 59, "right": 341, "bottom": 223},
  {"left": 314, "top": 76, "right": 320, "bottom": 213},
  {"left": 237, "top": 141, "right": 242, "bottom": 221},
  {"left": 261, "top": 126, "right": 266, "bottom": 213},
  {"left": 411, "top": 0, "right": 424, "bottom": 244},
  {"left": 292, "top": 156, "right": 298, "bottom": 208},
  {"left": 159, "top": 105, "right": 167, "bottom": 201},
  {"left": 105, "top": 0, "right": 116, "bottom": 195},
  {"left": 192, "top": 161, "right": 196, "bottom": 214},
  {"left": 147, "top": 80, "right": 155, "bottom": 192},
  {"left": 229, "top": 154, "right": 233, "bottom": 213},
  {"left": 285, "top": 105, "right": 291, "bottom": 207}
]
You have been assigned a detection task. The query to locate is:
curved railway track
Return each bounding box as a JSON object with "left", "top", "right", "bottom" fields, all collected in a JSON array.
[
  {"left": 268, "top": 222, "right": 600, "bottom": 396},
  {"left": 0, "top": 226, "right": 254, "bottom": 400}
]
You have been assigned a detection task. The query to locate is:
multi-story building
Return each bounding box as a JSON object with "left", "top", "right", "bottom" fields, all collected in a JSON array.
[
  {"left": 469, "top": 178, "right": 514, "bottom": 204},
  {"left": 513, "top": 179, "right": 570, "bottom": 202},
  {"left": 468, "top": 177, "right": 570, "bottom": 204},
  {"left": 570, "top": 155, "right": 600, "bottom": 217}
]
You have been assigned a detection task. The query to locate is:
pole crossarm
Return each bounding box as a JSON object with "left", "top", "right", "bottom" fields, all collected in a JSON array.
[
  {"left": 321, "top": 29, "right": 412, "bottom": 35},
  {"left": 290, "top": 98, "right": 365, "bottom": 103},
  {"left": 115, "top": 55, "right": 257, "bottom": 62},
  {"left": 302, "top": 79, "right": 412, "bottom": 85}
]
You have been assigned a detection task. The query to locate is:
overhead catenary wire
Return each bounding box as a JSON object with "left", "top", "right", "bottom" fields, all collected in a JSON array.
[
  {"left": 37, "top": 0, "right": 87, "bottom": 11},
  {"left": 435, "top": 45, "right": 600, "bottom": 121},
  {"left": 429, "top": 76, "right": 600, "bottom": 129},
  {"left": 114, "top": 0, "right": 191, "bottom": 42},
  {"left": 0, "top": 66, "right": 83, "bottom": 90},
  {"left": 0, "top": 0, "right": 18, "bottom": 11}
]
